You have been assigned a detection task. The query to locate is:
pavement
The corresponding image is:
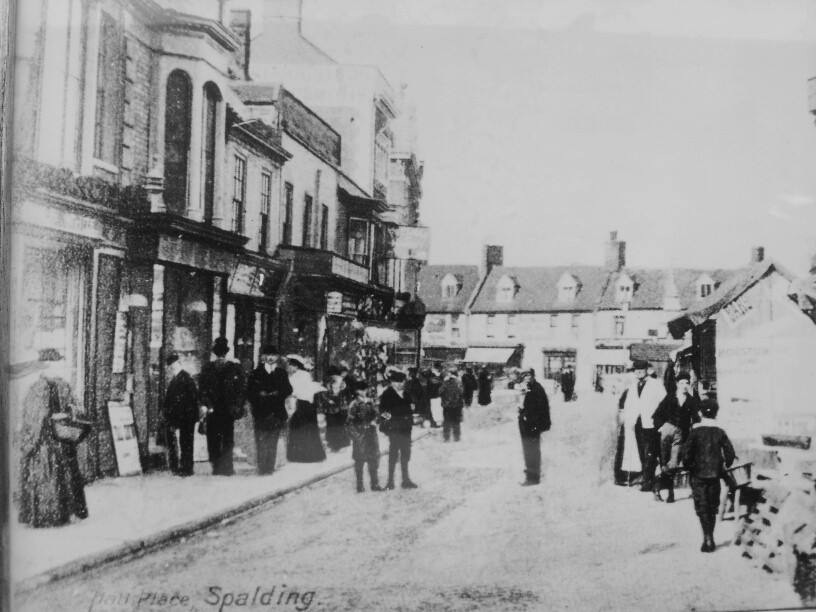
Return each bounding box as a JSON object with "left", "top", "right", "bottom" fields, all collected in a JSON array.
[{"left": 11, "top": 392, "right": 528, "bottom": 594}]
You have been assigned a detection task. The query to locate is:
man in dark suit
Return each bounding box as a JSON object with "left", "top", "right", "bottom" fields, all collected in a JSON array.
[
  {"left": 379, "top": 370, "right": 418, "bottom": 490},
  {"left": 246, "top": 345, "right": 292, "bottom": 475},
  {"left": 518, "top": 369, "right": 551, "bottom": 486},
  {"left": 163, "top": 352, "right": 199, "bottom": 476}
]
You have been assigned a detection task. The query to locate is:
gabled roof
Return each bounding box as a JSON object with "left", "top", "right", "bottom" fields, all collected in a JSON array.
[
  {"left": 417, "top": 265, "right": 480, "bottom": 313},
  {"left": 597, "top": 268, "right": 734, "bottom": 310},
  {"left": 471, "top": 266, "right": 608, "bottom": 313},
  {"left": 667, "top": 260, "right": 794, "bottom": 338}
]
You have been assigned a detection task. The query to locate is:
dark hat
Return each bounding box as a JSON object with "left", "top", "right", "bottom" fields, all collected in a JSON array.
[
  {"left": 675, "top": 371, "right": 691, "bottom": 382},
  {"left": 212, "top": 337, "right": 230, "bottom": 356},
  {"left": 165, "top": 352, "right": 180, "bottom": 366},
  {"left": 260, "top": 344, "right": 278, "bottom": 356},
  {"left": 388, "top": 370, "right": 407, "bottom": 382},
  {"left": 326, "top": 365, "right": 342, "bottom": 377},
  {"left": 286, "top": 354, "right": 305, "bottom": 369},
  {"left": 395, "top": 291, "right": 411, "bottom": 302},
  {"left": 355, "top": 380, "right": 369, "bottom": 391},
  {"left": 700, "top": 398, "right": 719, "bottom": 419},
  {"left": 632, "top": 360, "right": 650, "bottom": 370}
]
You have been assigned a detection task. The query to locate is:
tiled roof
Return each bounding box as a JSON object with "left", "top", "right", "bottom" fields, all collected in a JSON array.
[
  {"left": 471, "top": 266, "right": 608, "bottom": 313},
  {"left": 597, "top": 268, "right": 735, "bottom": 310},
  {"left": 417, "top": 265, "right": 480, "bottom": 313}
]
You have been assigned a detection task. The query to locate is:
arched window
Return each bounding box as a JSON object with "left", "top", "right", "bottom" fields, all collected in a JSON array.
[
  {"left": 496, "top": 275, "right": 517, "bottom": 303},
  {"left": 616, "top": 274, "right": 633, "bottom": 303},
  {"left": 164, "top": 70, "right": 192, "bottom": 214},
  {"left": 441, "top": 274, "right": 460, "bottom": 299},
  {"left": 558, "top": 272, "right": 579, "bottom": 302},
  {"left": 202, "top": 82, "right": 222, "bottom": 223}
]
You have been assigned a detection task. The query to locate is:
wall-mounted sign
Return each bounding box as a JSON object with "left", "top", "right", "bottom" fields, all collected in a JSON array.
[
  {"left": 326, "top": 291, "right": 343, "bottom": 314},
  {"left": 107, "top": 401, "right": 142, "bottom": 476}
]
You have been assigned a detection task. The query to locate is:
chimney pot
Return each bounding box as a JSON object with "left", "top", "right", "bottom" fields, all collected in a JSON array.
[
  {"left": 481, "top": 245, "right": 503, "bottom": 276},
  {"left": 604, "top": 231, "right": 626, "bottom": 270},
  {"left": 751, "top": 246, "right": 765, "bottom": 264}
]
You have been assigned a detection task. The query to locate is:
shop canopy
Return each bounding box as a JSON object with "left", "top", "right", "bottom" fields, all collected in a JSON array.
[{"left": 463, "top": 346, "right": 516, "bottom": 364}]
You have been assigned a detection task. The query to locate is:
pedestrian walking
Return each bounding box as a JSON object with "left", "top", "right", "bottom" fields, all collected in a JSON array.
[
  {"left": 651, "top": 371, "right": 700, "bottom": 502},
  {"left": 621, "top": 360, "right": 666, "bottom": 492},
  {"left": 477, "top": 368, "right": 493, "bottom": 406},
  {"left": 17, "top": 350, "right": 89, "bottom": 527},
  {"left": 428, "top": 362, "right": 443, "bottom": 425},
  {"left": 315, "top": 369, "right": 351, "bottom": 452},
  {"left": 440, "top": 367, "right": 465, "bottom": 442},
  {"left": 163, "top": 352, "right": 198, "bottom": 477},
  {"left": 346, "top": 381, "right": 383, "bottom": 492},
  {"left": 285, "top": 355, "right": 326, "bottom": 463},
  {"left": 245, "top": 345, "right": 292, "bottom": 475},
  {"left": 518, "top": 369, "right": 551, "bottom": 486},
  {"left": 682, "top": 399, "right": 736, "bottom": 553},
  {"left": 379, "top": 370, "right": 418, "bottom": 489},
  {"left": 198, "top": 337, "right": 246, "bottom": 476},
  {"left": 461, "top": 367, "right": 478, "bottom": 407},
  {"left": 560, "top": 365, "right": 575, "bottom": 402},
  {"left": 406, "top": 367, "right": 430, "bottom": 427}
]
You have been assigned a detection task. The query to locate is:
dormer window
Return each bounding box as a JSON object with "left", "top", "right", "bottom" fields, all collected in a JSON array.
[
  {"left": 557, "top": 272, "right": 580, "bottom": 303},
  {"left": 441, "top": 274, "right": 461, "bottom": 299},
  {"left": 496, "top": 275, "right": 518, "bottom": 303},
  {"left": 616, "top": 273, "right": 634, "bottom": 303},
  {"left": 697, "top": 274, "right": 715, "bottom": 299}
]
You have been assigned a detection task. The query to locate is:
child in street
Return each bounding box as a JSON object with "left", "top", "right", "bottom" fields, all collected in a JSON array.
[
  {"left": 346, "top": 382, "right": 383, "bottom": 493},
  {"left": 681, "top": 398, "right": 736, "bottom": 553}
]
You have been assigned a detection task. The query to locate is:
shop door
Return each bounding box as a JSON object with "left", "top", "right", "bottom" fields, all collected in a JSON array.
[{"left": 233, "top": 301, "right": 257, "bottom": 372}]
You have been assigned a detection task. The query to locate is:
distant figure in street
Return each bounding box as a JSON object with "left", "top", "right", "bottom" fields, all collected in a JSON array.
[
  {"left": 380, "top": 370, "right": 418, "bottom": 489},
  {"left": 518, "top": 369, "right": 551, "bottom": 486},
  {"left": 477, "top": 368, "right": 493, "bottom": 406},
  {"left": 315, "top": 371, "right": 351, "bottom": 452},
  {"left": 560, "top": 365, "right": 575, "bottom": 402},
  {"left": 246, "top": 345, "right": 292, "bottom": 475},
  {"left": 651, "top": 371, "right": 700, "bottom": 502},
  {"left": 440, "top": 367, "right": 465, "bottom": 442},
  {"left": 17, "top": 350, "right": 89, "bottom": 527},
  {"left": 613, "top": 385, "right": 633, "bottom": 486},
  {"left": 428, "top": 362, "right": 444, "bottom": 425},
  {"left": 621, "top": 360, "right": 666, "bottom": 492},
  {"left": 163, "top": 352, "right": 199, "bottom": 477},
  {"left": 407, "top": 367, "right": 436, "bottom": 427},
  {"left": 199, "top": 337, "right": 246, "bottom": 476},
  {"left": 346, "top": 381, "right": 383, "bottom": 492},
  {"left": 461, "top": 367, "right": 478, "bottom": 407},
  {"left": 682, "top": 399, "right": 736, "bottom": 553},
  {"left": 285, "top": 356, "right": 326, "bottom": 463}
]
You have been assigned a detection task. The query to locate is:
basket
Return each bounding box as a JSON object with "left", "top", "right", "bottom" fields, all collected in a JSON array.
[
  {"left": 725, "top": 462, "right": 752, "bottom": 488},
  {"left": 51, "top": 414, "right": 93, "bottom": 444}
]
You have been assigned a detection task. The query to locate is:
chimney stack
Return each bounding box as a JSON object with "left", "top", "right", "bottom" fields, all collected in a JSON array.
[
  {"left": 481, "top": 245, "right": 503, "bottom": 277},
  {"left": 604, "top": 231, "right": 626, "bottom": 271},
  {"left": 228, "top": 10, "right": 252, "bottom": 80},
  {"left": 750, "top": 246, "right": 765, "bottom": 264}
]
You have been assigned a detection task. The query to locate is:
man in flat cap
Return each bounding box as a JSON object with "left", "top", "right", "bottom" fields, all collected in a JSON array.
[
  {"left": 246, "top": 345, "right": 292, "bottom": 475},
  {"left": 518, "top": 369, "right": 551, "bottom": 485},
  {"left": 621, "top": 360, "right": 666, "bottom": 492},
  {"left": 198, "top": 337, "right": 246, "bottom": 475},
  {"left": 379, "top": 369, "right": 418, "bottom": 489},
  {"left": 440, "top": 366, "right": 465, "bottom": 442},
  {"left": 163, "top": 352, "right": 199, "bottom": 476}
]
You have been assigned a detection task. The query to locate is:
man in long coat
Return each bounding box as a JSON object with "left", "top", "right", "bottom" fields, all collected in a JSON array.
[
  {"left": 198, "top": 337, "right": 246, "bottom": 476},
  {"left": 461, "top": 367, "right": 478, "bottom": 407},
  {"left": 163, "top": 352, "right": 199, "bottom": 476},
  {"left": 621, "top": 360, "right": 666, "bottom": 492},
  {"left": 380, "top": 370, "right": 418, "bottom": 489},
  {"left": 440, "top": 367, "right": 465, "bottom": 442},
  {"left": 518, "top": 369, "right": 551, "bottom": 486},
  {"left": 246, "top": 345, "right": 292, "bottom": 475}
]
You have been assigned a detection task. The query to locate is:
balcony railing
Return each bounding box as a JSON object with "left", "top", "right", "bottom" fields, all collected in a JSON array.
[{"left": 277, "top": 246, "right": 369, "bottom": 285}]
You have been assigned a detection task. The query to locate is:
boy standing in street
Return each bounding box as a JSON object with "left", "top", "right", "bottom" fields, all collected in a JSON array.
[
  {"left": 682, "top": 399, "right": 736, "bottom": 553},
  {"left": 346, "top": 382, "right": 383, "bottom": 492},
  {"left": 440, "top": 367, "right": 465, "bottom": 442}
]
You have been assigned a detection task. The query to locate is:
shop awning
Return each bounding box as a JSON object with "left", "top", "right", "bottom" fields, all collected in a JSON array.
[
  {"left": 463, "top": 347, "right": 516, "bottom": 364},
  {"left": 337, "top": 175, "right": 388, "bottom": 215},
  {"left": 629, "top": 342, "right": 683, "bottom": 363}
]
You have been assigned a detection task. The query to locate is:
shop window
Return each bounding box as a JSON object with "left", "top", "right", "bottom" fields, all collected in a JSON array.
[
  {"left": 320, "top": 204, "right": 329, "bottom": 250},
  {"left": 232, "top": 155, "right": 246, "bottom": 234},
  {"left": 614, "top": 315, "right": 626, "bottom": 337},
  {"left": 348, "top": 217, "right": 369, "bottom": 266},
  {"left": 259, "top": 171, "right": 272, "bottom": 250},
  {"left": 486, "top": 314, "right": 496, "bottom": 338},
  {"left": 94, "top": 11, "right": 124, "bottom": 166},
  {"left": 164, "top": 70, "right": 192, "bottom": 214},
  {"left": 302, "top": 194, "right": 313, "bottom": 247},
  {"left": 282, "top": 182, "right": 293, "bottom": 245},
  {"left": 202, "top": 82, "right": 221, "bottom": 223}
]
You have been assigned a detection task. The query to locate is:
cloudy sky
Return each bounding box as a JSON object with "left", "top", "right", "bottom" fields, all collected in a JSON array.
[{"left": 301, "top": 0, "right": 816, "bottom": 273}]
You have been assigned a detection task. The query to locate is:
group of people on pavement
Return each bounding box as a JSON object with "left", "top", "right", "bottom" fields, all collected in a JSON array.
[{"left": 614, "top": 359, "right": 736, "bottom": 553}]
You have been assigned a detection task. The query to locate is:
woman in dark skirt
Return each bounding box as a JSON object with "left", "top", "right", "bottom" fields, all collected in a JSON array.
[
  {"left": 477, "top": 368, "right": 493, "bottom": 406},
  {"left": 315, "top": 371, "right": 350, "bottom": 452},
  {"left": 285, "top": 356, "right": 326, "bottom": 463}
]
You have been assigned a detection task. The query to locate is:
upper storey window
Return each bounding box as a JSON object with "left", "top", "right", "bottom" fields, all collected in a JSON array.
[
  {"left": 697, "top": 274, "right": 715, "bottom": 299},
  {"left": 496, "top": 275, "right": 518, "bottom": 303},
  {"left": 94, "top": 11, "right": 124, "bottom": 166},
  {"left": 202, "top": 82, "right": 221, "bottom": 223},
  {"left": 616, "top": 273, "right": 634, "bottom": 304},
  {"left": 557, "top": 272, "right": 579, "bottom": 303},
  {"left": 164, "top": 70, "right": 192, "bottom": 214},
  {"left": 441, "top": 274, "right": 461, "bottom": 299}
]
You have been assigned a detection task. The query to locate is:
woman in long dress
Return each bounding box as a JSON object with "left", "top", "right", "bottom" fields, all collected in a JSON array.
[
  {"left": 285, "top": 356, "right": 326, "bottom": 463},
  {"left": 17, "top": 356, "right": 88, "bottom": 527},
  {"left": 477, "top": 368, "right": 493, "bottom": 406},
  {"left": 315, "top": 372, "right": 350, "bottom": 452}
]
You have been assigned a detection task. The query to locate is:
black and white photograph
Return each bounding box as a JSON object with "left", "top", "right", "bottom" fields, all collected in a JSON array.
[{"left": 3, "top": 0, "right": 816, "bottom": 610}]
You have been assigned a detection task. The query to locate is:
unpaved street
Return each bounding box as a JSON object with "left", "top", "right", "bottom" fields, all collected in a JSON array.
[{"left": 15, "top": 392, "right": 802, "bottom": 611}]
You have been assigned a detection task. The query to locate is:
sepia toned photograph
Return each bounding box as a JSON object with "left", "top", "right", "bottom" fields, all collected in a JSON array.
[{"left": 3, "top": 0, "right": 816, "bottom": 610}]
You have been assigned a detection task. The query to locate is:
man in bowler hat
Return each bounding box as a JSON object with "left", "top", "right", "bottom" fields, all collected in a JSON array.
[
  {"left": 163, "top": 352, "right": 199, "bottom": 476},
  {"left": 518, "top": 369, "right": 551, "bottom": 485},
  {"left": 379, "top": 369, "right": 418, "bottom": 489},
  {"left": 246, "top": 345, "right": 292, "bottom": 474},
  {"left": 198, "top": 337, "right": 246, "bottom": 475}
]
